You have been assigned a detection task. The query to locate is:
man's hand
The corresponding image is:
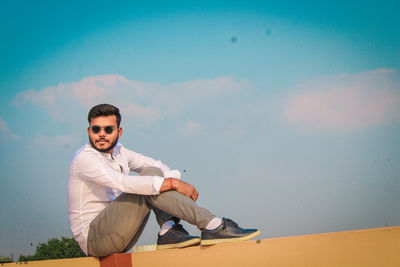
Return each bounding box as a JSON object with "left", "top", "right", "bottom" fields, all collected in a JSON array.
[{"left": 160, "top": 178, "right": 199, "bottom": 201}]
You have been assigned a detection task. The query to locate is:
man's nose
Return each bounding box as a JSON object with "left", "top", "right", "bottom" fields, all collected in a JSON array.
[{"left": 98, "top": 129, "right": 107, "bottom": 136}]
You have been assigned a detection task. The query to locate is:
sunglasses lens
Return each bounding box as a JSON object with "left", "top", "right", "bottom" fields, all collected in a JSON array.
[
  {"left": 91, "top": 126, "right": 116, "bottom": 134},
  {"left": 105, "top": 126, "right": 114, "bottom": 134},
  {"left": 91, "top": 126, "right": 101, "bottom": 133}
]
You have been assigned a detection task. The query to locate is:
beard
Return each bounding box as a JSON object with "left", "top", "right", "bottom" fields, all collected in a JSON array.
[{"left": 89, "top": 135, "right": 119, "bottom": 153}]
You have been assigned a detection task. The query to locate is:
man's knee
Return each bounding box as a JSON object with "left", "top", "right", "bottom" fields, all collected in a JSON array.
[{"left": 139, "top": 166, "right": 164, "bottom": 177}]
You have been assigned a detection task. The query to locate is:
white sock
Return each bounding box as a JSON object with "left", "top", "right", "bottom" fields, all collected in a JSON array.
[
  {"left": 205, "top": 217, "right": 222, "bottom": 230},
  {"left": 159, "top": 220, "right": 175, "bottom": 236}
]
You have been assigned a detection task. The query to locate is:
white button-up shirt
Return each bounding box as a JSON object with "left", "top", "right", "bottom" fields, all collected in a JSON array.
[{"left": 68, "top": 143, "right": 180, "bottom": 254}]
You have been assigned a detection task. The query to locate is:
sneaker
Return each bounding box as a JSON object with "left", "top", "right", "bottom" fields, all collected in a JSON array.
[
  {"left": 157, "top": 223, "right": 201, "bottom": 250},
  {"left": 201, "top": 218, "right": 260, "bottom": 245}
]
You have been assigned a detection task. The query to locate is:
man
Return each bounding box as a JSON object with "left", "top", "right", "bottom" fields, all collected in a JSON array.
[{"left": 68, "top": 104, "right": 260, "bottom": 257}]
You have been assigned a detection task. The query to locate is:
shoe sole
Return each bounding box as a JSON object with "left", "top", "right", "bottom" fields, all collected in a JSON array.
[
  {"left": 156, "top": 237, "right": 201, "bottom": 250},
  {"left": 200, "top": 230, "right": 261, "bottom": 246}
]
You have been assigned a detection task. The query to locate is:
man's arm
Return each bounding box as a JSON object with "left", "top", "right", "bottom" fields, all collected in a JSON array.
[
  {"left": 74, "top": 148, "right": 199, "bottom": 200},
  {"left": 74, "top": 149, "right": 164, "bottom": 195},
  {"left": 160, "top": 178, "right": 199, "bottom": 201},
  {"left": 123, "top": 146, "right": 172, "bottom": 176}
]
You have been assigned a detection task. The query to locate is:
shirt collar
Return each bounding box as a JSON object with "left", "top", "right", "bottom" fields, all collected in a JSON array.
[{"left": 112, "top": 142, "right": 122, "bottom": 158}]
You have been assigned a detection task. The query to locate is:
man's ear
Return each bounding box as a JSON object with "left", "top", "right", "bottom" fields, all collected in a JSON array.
[
  {"left": 118, "top": 127, "right": 123, "bottom": 138},
  {"left": 87, "top": 127, "right": 90, "bottom": 135}
]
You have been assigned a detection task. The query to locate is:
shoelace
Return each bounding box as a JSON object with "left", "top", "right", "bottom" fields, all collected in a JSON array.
[
  {"left": 222, "top": 218, "right": 240, "bottom": 230},
  {"left": 173, "top": 223, "right": 189, "bottom": 235}
]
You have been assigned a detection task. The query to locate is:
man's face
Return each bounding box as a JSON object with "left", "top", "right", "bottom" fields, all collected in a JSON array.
[{"left": 87, "top": 115, "right": 122, "bottom": 153}]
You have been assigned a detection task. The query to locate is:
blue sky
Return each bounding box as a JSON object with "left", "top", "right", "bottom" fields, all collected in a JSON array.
[{"left": 1, "top": 0, "right": 400, "bottom": 257}]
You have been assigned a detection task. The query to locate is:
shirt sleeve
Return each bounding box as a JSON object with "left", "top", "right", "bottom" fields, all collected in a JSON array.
[
  {"left": 75, "top": 149, "right": 164, "bottom": 195},
  {"left": 122, "top": 147, "right": 183, "bottom": 192},
  {"left": 123, "top": 146, "right": 172, "bottom": 174}
]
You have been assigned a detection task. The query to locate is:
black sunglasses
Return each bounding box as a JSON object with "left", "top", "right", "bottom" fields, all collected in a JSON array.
[{"left": 90, "top": 125, "right": 117, "bottom": 134}]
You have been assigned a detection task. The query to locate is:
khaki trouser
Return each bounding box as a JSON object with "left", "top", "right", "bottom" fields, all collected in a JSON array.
[{"left": 87, "top": 167, "right": 215, "bottom": 257}]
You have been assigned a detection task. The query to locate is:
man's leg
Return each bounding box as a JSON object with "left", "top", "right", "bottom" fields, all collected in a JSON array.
[
  {"left": 139, "top": 167, "right": 214, "bottom": 250},
  {"left": 87, "top": 193, "right": 152, "bottom": 257},
  {"left": 146, "top": 190, "right": 215, "bottom": 230},
  {"left": 142, "top": 167, "right": 260, "bottom": 246},
  {"left": 138, "top": 167, "right": 180, "bottom": 227},
  {"left": 120, "top": 212, "right": 150, "bottom": 253},
  {"left": 87, "top": 167, "right": 214, "bottom": 256},
  {"left": 140, "top": 167, "right": 215, "bottom": 229},
  {"left": 87, "top": 167, "right": 258, "bottom": 256}
]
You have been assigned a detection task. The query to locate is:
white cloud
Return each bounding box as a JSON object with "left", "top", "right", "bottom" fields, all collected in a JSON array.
[
  {"left": 0, "top": 117, "right": 18, "bottom": 141},
  {"left": 121, "top": 103, "right": 162, "bottom": 127},
  {"left": 13, "top": 74, "right": 248, "bottom": 127},
  {"left": 284, "top": 69, "right": 400, "bottom": 133},
  {"left": 179, "top": 121, "right": 203, "bottom": 136},
  {"left": 70, "top": 75, "right": 128, "bottom": 107}
]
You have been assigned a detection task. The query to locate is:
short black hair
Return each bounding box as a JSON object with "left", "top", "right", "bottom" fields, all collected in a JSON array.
[{"left": 88, "top": 104, "right": 121, "bottom": 127}]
